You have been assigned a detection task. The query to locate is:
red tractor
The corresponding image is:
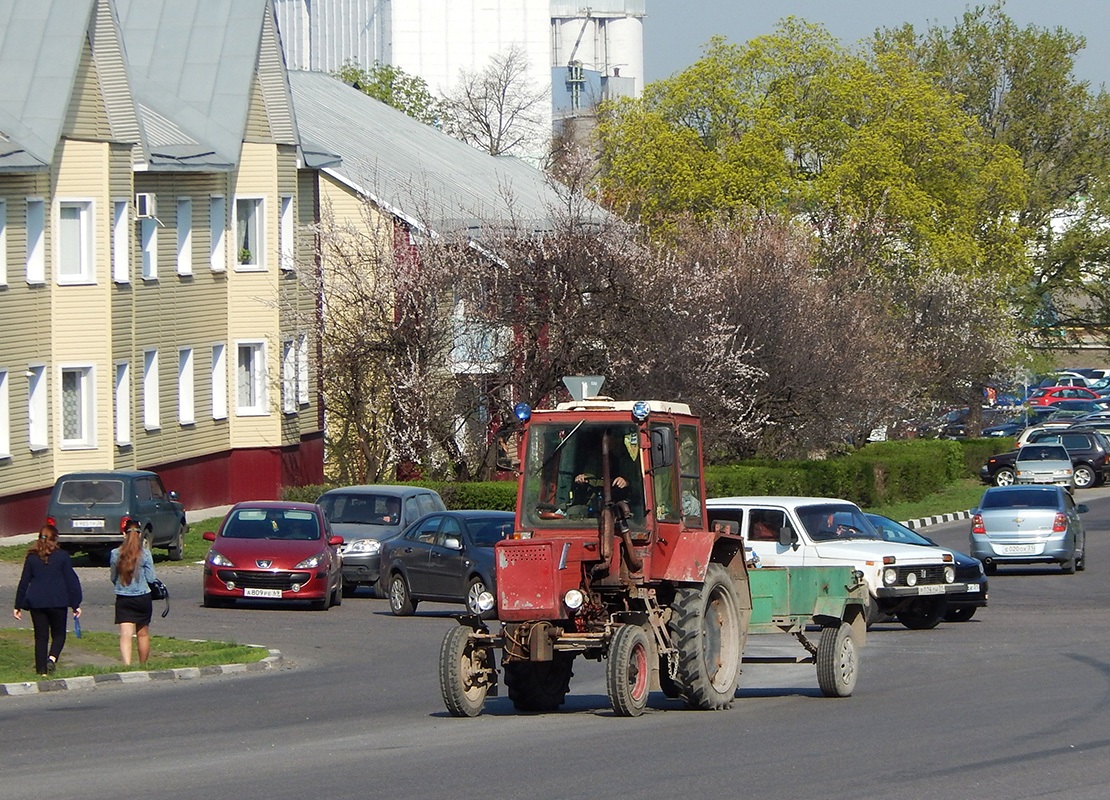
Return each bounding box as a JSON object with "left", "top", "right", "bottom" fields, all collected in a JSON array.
[{"left": 439, "top": 397, "right": 753, "bottom": 716}]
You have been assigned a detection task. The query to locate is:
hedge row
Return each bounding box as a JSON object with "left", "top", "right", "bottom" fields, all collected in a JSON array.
[{"left": 282, "top": 438, "right": 1011, "bottom": 511}]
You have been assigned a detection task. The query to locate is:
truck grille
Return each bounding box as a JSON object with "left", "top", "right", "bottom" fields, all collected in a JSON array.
[{"left": 215, "top": 570, "right": 312, "bottom": 590}]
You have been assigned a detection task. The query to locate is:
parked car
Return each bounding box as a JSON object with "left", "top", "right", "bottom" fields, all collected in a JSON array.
[
  {"left": 1027, "top": 386, "right": 1100, "bottom": 406},
  {"left": 316, "top": 485, "right": 446, "bottom": 596},
  {"left": 969, "top": 485, "right": 1087, "bottom": 574},
  {"left": 864, "top": 513, "right": 988, "bottom": 622},
  {"left": 47, "top": 470, "right": 187, "bottom": 562},
  {"left": 706, "top": 497, "right": 966, "bottom": 630},
  {"left": 1014, "top": 444, "right": 1075, "bottom": 489},
  {"left": 979, "top": 428, "right": 1110, "bottom": 488},
  {"left": 379, "top": 510, "right": 514, "bottom": 618},
  {"left": 201, "top": 501, "right": 344, "bottom": 610}
]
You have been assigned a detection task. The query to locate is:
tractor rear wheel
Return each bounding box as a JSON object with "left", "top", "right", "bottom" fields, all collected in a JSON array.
[
  {"left": 668, "top": 563, "right": 745, "bottom": 710},
  {"left": 503, "top": 653, "right": 574, "bottom": 712},
  {"left": 439, "top": 625, "right": 491, "bottom": 717},
  {"left": 606, "top": 624, "right": 651, "bottom": 717}
]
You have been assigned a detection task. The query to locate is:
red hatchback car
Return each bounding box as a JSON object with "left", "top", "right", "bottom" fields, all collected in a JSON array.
[
  {"left": 202, "top": 501, "right": 345, "bottom": 610},
  {"left": 1027, "top": 386, "right": 1100, "bottom": 406}
]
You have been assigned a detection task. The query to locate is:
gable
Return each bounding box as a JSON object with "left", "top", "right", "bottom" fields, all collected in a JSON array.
[{"left": 62, "top": 38, "right": 112, "bottom": 140}]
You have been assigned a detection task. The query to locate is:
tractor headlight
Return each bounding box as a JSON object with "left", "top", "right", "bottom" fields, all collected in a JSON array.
[
  {"left": 564, "top": 589, "right": 585, "bottom": 610},
  {"left": 476, "top": 591, "right": 495, "bottom": 612}
]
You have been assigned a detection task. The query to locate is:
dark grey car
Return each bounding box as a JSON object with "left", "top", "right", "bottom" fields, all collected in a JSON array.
[
  {"left": 47, "top": 470, "right": 187, "bottom": 561},
  {"left": 969, "top": 485, "right": 1087, "bottom": 574},
  {"left": 316, "top": 485, "right": 446, "bottom": 596}
]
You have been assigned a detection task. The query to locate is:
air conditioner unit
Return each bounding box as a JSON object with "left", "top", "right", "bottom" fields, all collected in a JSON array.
[{"left": 135, "top": 193, "right": 155, "bottom": 218}]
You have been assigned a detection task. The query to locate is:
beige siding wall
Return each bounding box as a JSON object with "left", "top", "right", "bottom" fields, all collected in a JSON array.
[
  {"left": 64, "top": 41, "right": 112, "bottom": 141},
  {"left": 0, "top": 173, "right": 54, "bottom": 494},
  {"left": 243, "top": 76, "right": 274, "bottom": 144}
]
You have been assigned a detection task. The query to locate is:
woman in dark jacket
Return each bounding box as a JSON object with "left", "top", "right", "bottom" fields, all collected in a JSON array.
[{"left": 13, "top": 524, "right": 83, "bottom": 676}]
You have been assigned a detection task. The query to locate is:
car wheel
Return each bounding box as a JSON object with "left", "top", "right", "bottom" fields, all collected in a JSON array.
[
  {"left": 943, "top": 605, "right": 977, "bottom": 622},
  {"left": 466, "top": 577, "right": 494, "bottom": 619},
  {"left": 167, "top": 525, "right": 185, "bottom": 561},
  {"left": 203, "top": 593, "right": 230, "bottom": 609},
  {"left": 341, "top": 581, "right": 359, "bottom": 598},
  {"left": 388, "top": 573, "right": 417, "bottom": 616},
  {"left": 1076, "top": 553, "right": 1086, "bottom": 572},
  {"left": 985, "top": 562, "right": 998, "bottom": 576},
  {"left": 896, "top": 597, "right": 947, "bottom": 630},
  {"left": 1073, "top": 464, "right": 1096, "bottom": 489},
  {"left": 1061, "top": 557, "right": 1076, "bottom": 574},
  {"left": 993, "top": 468, "right": 1016, "bottom": 487},
  {"left": 331, "top": 580, "right": 342, "bottom": 608}
]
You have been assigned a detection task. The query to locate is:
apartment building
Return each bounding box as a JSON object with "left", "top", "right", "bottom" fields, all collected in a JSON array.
[{"left": 0, "top": 0, "right": 324, "bottom": 536}]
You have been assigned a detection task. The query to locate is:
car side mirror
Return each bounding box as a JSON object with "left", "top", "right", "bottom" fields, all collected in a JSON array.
[
  {"left": 203, "top": 531, "right": 216, "bottom": 541},
  {"left": 443, "top": 536, "right": 463, "bottom": 551},
  {"left": 168, "top": 491, "right": 180, "bottom": 501},
  {"left": 329, "top": 535, "right": 344, "bottom": 546},
  {"left": 1077, "top": 504, "right": 1089, "bottom": 514},
  {"left": 779, "top": 525, "right": 799, "bottom": 550}
]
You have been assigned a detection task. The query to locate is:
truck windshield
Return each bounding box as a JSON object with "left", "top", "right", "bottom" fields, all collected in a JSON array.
[
  {"left": 797, "top": 504, "right": 880, "bottom": 542},
  {"left": 521, "top": 422, "right": 647, "bottom": 530}
]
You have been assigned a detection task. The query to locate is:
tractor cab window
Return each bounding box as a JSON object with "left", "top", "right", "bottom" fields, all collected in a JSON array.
[{"left": 521, "top": 422, "right": 646, "bottom": 530}]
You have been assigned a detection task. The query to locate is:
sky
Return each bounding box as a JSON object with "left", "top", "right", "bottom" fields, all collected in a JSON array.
[{"left": 643, "top": 0, "right": 1110, "bottom": 88}]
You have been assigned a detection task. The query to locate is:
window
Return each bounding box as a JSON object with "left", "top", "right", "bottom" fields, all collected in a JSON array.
[
  {"left": 112, "top": 200, "right": 129, "bottom": 282},
  {"left": 27, "top": 364, "right": 46, "bottom": 449},
  {"left": 209, "top": 196, "right": 226, "bottom": 272},
  {"left": 296, "top": 333, "right": 309, "bottom": 405},
  {"left": 237, "top": 342, "right": 266, "bottom": 414},
  {"left": 212, "top": 344, "right": 227, "bottom": 419},
  {"left": 0, "top": 199, "right": 7, "bottom": 286},
  {"left": 115, "top": 362, "right": 131, "bottom": 445},
  {"left": 143, "top": 349, "right": 159, "bottom": 429},
  {"left": 26, "top": 199, "right": 45, "bottom": 283},
  {"left": 0, "top": 369, "right": 9, "bottom": 457},
  {"left": 57, "top": 201, "right": 94, "bottom": 283},
  {"left": 282, "top": 339, "right": 296, "bottom": 413},
  {"left": 176, "top": 198, "right": 192, "bottom": 275},
  {"left": 235, "top": 198, "right": 263, "bottom": 269},
  {"left": 60, "top": 365, "right": 94, "bottom": 447},
  {"left": 279, "top": 195, "right": 294, "bottom": 271},
  {"left": 141, "top": 217, "right": 157, "bottom": 279},
  {"left": 178, "top": 347, "right": 194, "bottom": 424}
]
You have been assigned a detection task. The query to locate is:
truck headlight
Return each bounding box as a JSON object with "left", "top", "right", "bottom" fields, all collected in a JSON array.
[
  {"left": 883, "top": 568, "right": 898, "bottom": 586},
  {"left": 905, "top": 572, "right": 918, "bottom": 587},
  {"left": 944, "top": 566, "right": 956, "bottom": 583}
]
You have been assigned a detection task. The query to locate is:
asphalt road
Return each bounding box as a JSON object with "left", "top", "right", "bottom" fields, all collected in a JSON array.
[{"left": 2, "top": 491, "right": 1110, "bottom": 800}]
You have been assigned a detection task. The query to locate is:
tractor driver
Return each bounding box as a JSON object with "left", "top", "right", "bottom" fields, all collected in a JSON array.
[{"left": 566, "top": 430, "right": 643, "bottom": 528}]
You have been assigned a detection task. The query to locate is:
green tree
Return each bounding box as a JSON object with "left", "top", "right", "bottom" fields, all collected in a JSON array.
[{"left": 334, "top": 59, "right": 443, "bottom": 125}]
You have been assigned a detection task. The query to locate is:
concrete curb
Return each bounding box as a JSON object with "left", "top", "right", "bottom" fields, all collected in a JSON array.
[
  {"left": 0, "top": 646, "right": 282, "bottom": 697},
  {"left": 902, "top": 510, "right": 974, "bottom": 529}
]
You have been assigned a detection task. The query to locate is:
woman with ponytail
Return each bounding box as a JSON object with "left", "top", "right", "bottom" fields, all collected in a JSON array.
[
  {"left": 109, "top": 520, "right": 158, "bottom": 666},
  {"left": 12, "top": 524, "right": 83, "bottom": 676}
]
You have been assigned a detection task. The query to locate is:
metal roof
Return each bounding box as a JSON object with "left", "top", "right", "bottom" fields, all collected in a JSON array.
[
  {"left": 0, "top": 0, "right": 96, "bottom": 171},
  {"left": 287, "top": 69, "right": 601, "bottom": 236}
]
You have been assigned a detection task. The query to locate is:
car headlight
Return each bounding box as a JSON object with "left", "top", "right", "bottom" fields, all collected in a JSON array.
[
  {"left": 883, "top": 567, "right": 898, "bottom": 586},
  {"left": 905, "top": 571, "right": 918, "bottom": 587},
  {"left": 208, "top": 551, "right": 233, "bottom": 567},
  {"left": 944, "top": 566, "right": 956, "bottom": 583},
  {"left": 344, "top": 539, "right": 381, "bottom": 555},
  {"left": 295, "top": 553, "right": 325, "bottom": 569}
]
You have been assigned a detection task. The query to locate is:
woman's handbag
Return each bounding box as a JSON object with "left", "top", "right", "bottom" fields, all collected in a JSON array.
[{"left": 148, "top": 579, "right": 170, "bottom": 617}]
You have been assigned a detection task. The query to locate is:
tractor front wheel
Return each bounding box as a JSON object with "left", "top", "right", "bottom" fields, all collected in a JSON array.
[
  {"left": 439, "top": 625, "right": 492, "bottom": 717},
  {"left": 668, "top": 563, "right": 746, "bottom": 710},
  {"left": 606, "top": 624, "right": 651, "bottom": 717}
]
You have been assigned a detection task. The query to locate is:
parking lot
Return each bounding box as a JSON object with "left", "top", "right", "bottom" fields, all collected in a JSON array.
[{"left": 2, "top": 490, "right": 1110, "bottom": 800}]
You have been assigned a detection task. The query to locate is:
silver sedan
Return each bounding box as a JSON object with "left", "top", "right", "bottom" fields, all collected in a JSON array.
[{"left": 969, "top": 485, "right": 1087, "bottom": 575}]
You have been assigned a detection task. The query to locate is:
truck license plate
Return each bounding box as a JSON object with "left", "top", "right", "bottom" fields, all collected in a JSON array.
[
  {"left": 243, "top": 588, "right": 283, "bottom": 598},
  {"left": 918, "top": 585, "right": 944, "bottom": 595}
]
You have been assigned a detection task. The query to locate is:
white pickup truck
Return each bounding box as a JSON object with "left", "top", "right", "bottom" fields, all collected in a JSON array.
[{"left": 707, "top": 496, "right": 968, "bottom": 629}]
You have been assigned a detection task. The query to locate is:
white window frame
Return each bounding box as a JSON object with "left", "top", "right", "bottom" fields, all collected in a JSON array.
[
  {"left": 209, "top": 196, "right": 226, "bottom": 272},
  {"left": 143, "top": 349, "right": 160, "bottom": 430},
  {"left": 296, "top": 333, "right": 309, "bottom": 405},
  {"left": 282, "top": 339, "right": 296, "bottom": 414},
  {"left": 0, "top": 199, "right": 7, "bottom": 286},
  {"left": 212, "top": 343, "right": 228, "bottom": 420},
  {"left": 112, "top": 199, "right": 130, "bottom": 283},
  {"left": 56, "top": 199, "right": 95, "bottom": 285},
  {"left": 115, "top": 361, "right": 131, "bottom": 446},
  {"left": 279, "top": 194, "right": 294, "bottom": 271},
  {"left": 0, "top": 369, "right": 9, "bottom": 458},
  {"left": 26, "top": 198, "right": 45, "bottom": 284},
  {"left": 234, "top": 196, "right": 265, "bottom": 270},
  {"left": 236, "top": 340, "right": 267, "bottom": 415},
  {"left": 59, "top": 364, "right": 95, "bottom": 448},
  {"left": 141, "top": 217, "right": 158, "bottom": 280},
  {"left": 176, "top": 198, "right": 193, "bottom": 276},
  {"left": 27, "top": 363, "right": 47, "bottom": 450},
  {"left": 178, "top": 347, "right": 195, "bottom": 425}
]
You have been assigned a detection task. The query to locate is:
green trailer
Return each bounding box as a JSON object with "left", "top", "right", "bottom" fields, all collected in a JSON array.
[{"left": 741, "top": 565, "right": 869, "bottom": 697}]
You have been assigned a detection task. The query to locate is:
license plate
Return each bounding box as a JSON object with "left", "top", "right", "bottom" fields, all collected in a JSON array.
[
  {"left": 72, "top": 519, "right": 104, "bottom": 529},
  {"left": 243, "top": 587, "right": 283, "bottom": 598},
  {"left": 918, "top": 585, "right": 945, "bottom": 595},
  {"left": 1000, "top": 544, "right": 1037, "bottom": 555},
  {"left": 966, "top": 584, "right": 980, "bottom": 592}
]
